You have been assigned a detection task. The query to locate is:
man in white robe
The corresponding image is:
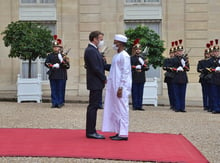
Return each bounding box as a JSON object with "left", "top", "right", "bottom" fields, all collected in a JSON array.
[{"left": 102, "top": 34, "right": 132, "bottom": 141}]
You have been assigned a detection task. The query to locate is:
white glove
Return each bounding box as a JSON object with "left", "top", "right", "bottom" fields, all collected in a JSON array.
[
  {"left": 138, "top": 57, "right": 144, "bottom": 66},
  {"left": 215, "top": 66, "right": 220, "bottom": 71},
  {"left": 181, "top": 58, "right": 185, "bottom": 67},
  {"left": 136, "top": 65, "right": 142, "bottom": 70},
  {"left": 53, "top": 63, "right": 60, "bottom": 69},
  {"left": 177, "top": 66, "right": 183, "bottom": 71},
  {"left": 58, "top": 53, "right": 63, "bottom": 63}
]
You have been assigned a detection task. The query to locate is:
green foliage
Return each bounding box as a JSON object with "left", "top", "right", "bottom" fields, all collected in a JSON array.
[
  {"left": 1, "top": 21, "right": 53, "bottom": 78},
  {"left": 1, "top": 21, "right": 53, "bottom": 61},
  {"left": 125, "top": 25, "right": 165, "bottom": 68}
]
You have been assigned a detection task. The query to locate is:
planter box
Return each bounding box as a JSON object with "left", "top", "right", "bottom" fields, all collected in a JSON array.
[
  {"left": 17, "top": 74, "right": 42, "bottom": 103},
  {"left": 143, "top": 77, "right": 158, "bottom": 107}
]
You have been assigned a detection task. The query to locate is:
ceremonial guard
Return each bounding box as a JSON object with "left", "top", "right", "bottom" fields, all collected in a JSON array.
[
  {"left": 197, "top": 45, "right": 211, "bottom": 111},
  {"left": 208, "top": 40, "right": 220, "bottom": 113},
  {"left": 170, "top": 40, "right": 190, "bottom": 112},
  {"left": 130, "top": 39, "right": 149, "bottom": 111},
  {"left": 45, "top": 35, "right": 70, "bottom": 108},
  {"left": 163, "top": 42, "right": 175, "bottom": 110}
]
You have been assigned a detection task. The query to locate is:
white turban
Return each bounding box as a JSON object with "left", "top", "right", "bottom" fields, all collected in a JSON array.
[{"left": 114, "top": 34, "right": 127, "bottom": 43}]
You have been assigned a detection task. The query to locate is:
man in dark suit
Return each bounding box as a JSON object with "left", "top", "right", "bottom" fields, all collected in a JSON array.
[{"left": 84, "top": 31, "right": 107, "bottom": 139}]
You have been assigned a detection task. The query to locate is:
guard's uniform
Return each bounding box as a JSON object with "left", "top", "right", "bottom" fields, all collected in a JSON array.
[
  {"left": 130, "top": 41, "right": 149, "bottom": 110},
  {"left": 197, "top": 57, "right": 210, "bottom": 111},
  {"left": 203, "top": 40, "right": 220, "bottom": 113},
  {"left": 171, "top": 56, "right": 189, "bottom": 112},
  {"left": 205, "top": 55, "right": 216, "bottom": 112},
  {"left": 45, "top": 35, "right": 70, "bottom": 108},
  {"left": 131, "top": 54, "right": 149, "bottom": 110},
  {"left": 163, "top": 42, "right": 175, "bottom": 110},
  {"left": 170, "top": 40, "right": 189, "bottom": 112},
  {"left": 208, "top": 40, "right": 220, "bottom": 113},
  {"left": 210, "top": 56, "right": 220, "bottom": 113},
  {"left": 163, "top": 59, "right": 175, "bottom": 109}
]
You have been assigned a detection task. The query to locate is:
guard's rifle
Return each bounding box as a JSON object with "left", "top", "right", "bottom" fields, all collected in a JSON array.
[
  {"left": 141, "top": 46, "right": 149, "bottom": 60},
  {"left": 182, "top": 48, "right": 191, "bottom": 66},
  {"left": 183, "top": 48, "right": 191, "bottom": 58},
  {"left": 63, "top": 48, "right": 71, "bottom": 63},
  {"left": 64, "top": 48, "right": 71, "bottom": 55}
]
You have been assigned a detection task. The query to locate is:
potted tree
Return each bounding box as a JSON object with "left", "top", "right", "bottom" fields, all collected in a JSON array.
[
  {"left": 1, "top": 21, "right": 53, "bottom": 103},
  {"left": 125, "top": 25, "right": 165, "bottom": 68},
  {"left": 125, "top": 25, "right": 165, "bottom": 106}
]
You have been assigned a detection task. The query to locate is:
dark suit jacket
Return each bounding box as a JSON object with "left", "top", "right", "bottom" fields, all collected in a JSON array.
[{"left": 84, "top": 44, "right": 106, "bottom": 90}]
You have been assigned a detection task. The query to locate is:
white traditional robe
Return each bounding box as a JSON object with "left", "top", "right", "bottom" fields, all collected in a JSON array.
[{"left": 102, "top": 50, "right": 132, "bottom": 136}]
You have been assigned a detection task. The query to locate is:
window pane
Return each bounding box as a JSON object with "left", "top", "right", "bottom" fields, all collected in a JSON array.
[
  {"left": 40, "top": 59, "right": 49, "bottom": 80},
  {"left": 144, "top": 0, "right": 159, "bottom": 2},
  {"left": 40, "top": 23, "right": 56, "bottom": 80},
  {"left": 126, "top": 0, "right": 160, "bottom": 3},
  {"left": 21, "top": 61, "right": 38, "bottom": 78},
  {"left": 39, "top": 0, "right": 55, "bottom": 3},
  {"left": 126, "top": 0, "right": 141, "bottom": 3},
  {"left": 21, "top": 0, "right": 37, "bottom": 3}
]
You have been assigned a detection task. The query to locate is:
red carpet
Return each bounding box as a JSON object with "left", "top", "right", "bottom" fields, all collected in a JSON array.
[{"left": 0, "top": 128, "right": 209, "bottom": 163}]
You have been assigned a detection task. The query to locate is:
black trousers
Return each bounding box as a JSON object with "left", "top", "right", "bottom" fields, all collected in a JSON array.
[{"left": 86, "top": 90, "right": 102, "bottom": 134}]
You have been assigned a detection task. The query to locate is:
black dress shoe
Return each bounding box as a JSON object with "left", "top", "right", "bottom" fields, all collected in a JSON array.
[
  {"left": 51, "top": 105, "right": 57, "bottom": 108},
  {"left": 109, "top": 134, "right": 118, "bottom": 139},
  {"left": 180, "top": 110, "right": 186, "bottom": 112},
  {"left": 111, "top": 136, "right": 128, "bottom": 141},
  {"left": 204, "top": 107, "right": 208, "bottom": 111},
  {"left": 132, "top": 107, "right": 138, "bottom": 110},
  {"left": 57, "top": 104, "right": 64, "bottom": 108},
  {"left": 212, "top": 111, "right": 220, "bottom": 114},
  {"left": 86, "top": 133, "right": 105, "bottom": 139},
  {"left": 138, "top": 108, "right": 145, "bottom": 111}
]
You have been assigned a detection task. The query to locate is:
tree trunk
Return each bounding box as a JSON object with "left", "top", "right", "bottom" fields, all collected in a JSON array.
[{"left": 28, "top": 58, "right": 32, "bottom": 78}]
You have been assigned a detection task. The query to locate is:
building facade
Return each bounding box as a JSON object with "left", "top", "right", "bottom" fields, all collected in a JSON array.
[{"left": 0, "top": 0, "right": 220, "bottom": 104}]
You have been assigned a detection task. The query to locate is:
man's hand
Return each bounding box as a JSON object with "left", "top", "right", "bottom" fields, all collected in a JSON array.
[{"left": 117, "top": 87, "right": 123, "bottom": 98}]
